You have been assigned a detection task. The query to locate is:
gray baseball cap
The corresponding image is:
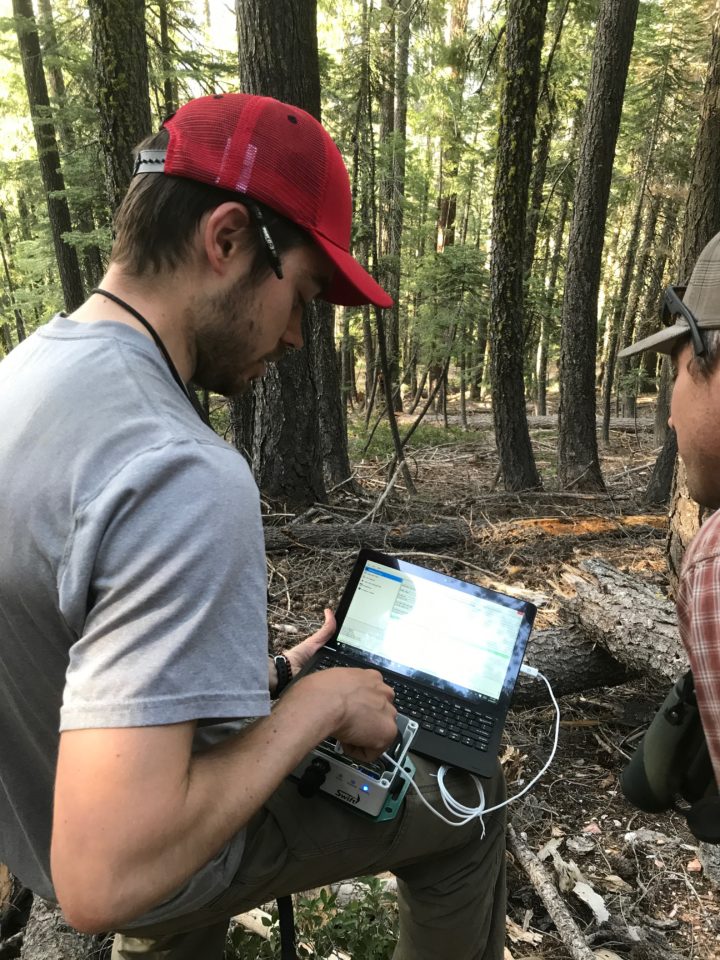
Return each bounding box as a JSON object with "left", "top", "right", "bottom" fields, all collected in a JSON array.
[{"left": 618, "top": 230, "right": 720, "bottom": 358}]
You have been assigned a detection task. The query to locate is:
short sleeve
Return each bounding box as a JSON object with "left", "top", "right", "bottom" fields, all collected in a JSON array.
[{"left": 57, "top": 439, "right": 270, "bottom": 729}]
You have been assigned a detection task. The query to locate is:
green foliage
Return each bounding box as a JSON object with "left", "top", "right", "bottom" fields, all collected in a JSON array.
[
  {"left": 223, "top": 879, "right": 399, "bottom": 960},
  {"left": 349, "top": 416, "right": 471, "bottom": 460},
  {"left": 0, "top": 0, "right": 715, "bottom": 423},
  {"left": 410, "top": 245, "right": 489, "bottom": 361}
]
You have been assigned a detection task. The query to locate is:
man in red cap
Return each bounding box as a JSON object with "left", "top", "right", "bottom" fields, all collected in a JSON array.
[
  {"left": 0, "top": 94, "right": 506, "bottom": 960},
  {"left": 619, "top": 230, "right": 720, "bottom": 795}
]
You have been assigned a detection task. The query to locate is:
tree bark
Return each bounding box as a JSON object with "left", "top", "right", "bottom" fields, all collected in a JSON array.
[
  {"left": 383, "top": 0, "right": 412, "bottom": 414},
  {"left": 435, "top": 0, "right": 468, "bottom": 254},
  {"left": 536, "top": 189, "right": 569, "bottom": 416},
  {"left": 158, "top": 0, "right": 176, "bottom": 117},
  {"left": 523, "top": 0, "right": 570, "bottom": 282},
  {"left": 252, "top": 332, "right": 326, "bottom": 507},
  {"left": 513, "top": 625, "right": 630, "bottom": 705},
  {"left": 561, "top": 557, "right": 687, "bottom": 683},
  {"left": 644, "top": 425, "right": 677, "bottom": 506},
  {"left": 557, "top": 0, "right": 640, "bottom": 491},
  {"left": 19, "top": 897, "right": 101, "bottom": 960},
  {"left": 88, "top": 0, "right": 152, "bottom": 212},
  {"left": 639, "top": 201, "right": 678, "bottom": 396},
  {"left": 612, "top": 48, "right": 669, "bottom": 421},
  {"left": 263, "top": 520, "right": 468, "bottom": 552},
  {"left": 307, "top": 301, "right": 354, "bottom": 490},
  {"left": 237, "top": 0, "right": 352, "bottom": 506},
  {"left": 12, "top": 0, "right": 85, "bottom": 312},
  {"left": 667, "top": 457, "right": 709, "bottom": 600},
  {"left": 488, "top": 0, "right": 547, "bottom": 491},
  {"left": 619, "top": 192, "right": 661, "bottom": 414}
]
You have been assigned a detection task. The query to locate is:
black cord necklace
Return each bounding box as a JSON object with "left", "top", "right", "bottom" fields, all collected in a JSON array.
[{"left": 91, "top": 287, "right": 208, "bottom": 425}]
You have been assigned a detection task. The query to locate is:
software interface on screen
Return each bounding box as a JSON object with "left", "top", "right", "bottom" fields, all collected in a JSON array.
[{"left": 336, "top": 561, "right": 525, "bottom": 701}]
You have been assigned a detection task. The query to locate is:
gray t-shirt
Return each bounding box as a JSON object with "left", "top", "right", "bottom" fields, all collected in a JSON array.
[{"left": 0, "top": 315, "right": 270, "bottom": 924}]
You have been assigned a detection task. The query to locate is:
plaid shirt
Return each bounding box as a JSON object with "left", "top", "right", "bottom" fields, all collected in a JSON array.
[{"left": 677, "top": 510, "right": 720, "bottom": 786}]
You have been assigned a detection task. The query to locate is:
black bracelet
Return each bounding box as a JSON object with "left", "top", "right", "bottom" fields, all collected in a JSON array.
[{"left": 273, "top": 654, "right": 293, "bottom": 698}]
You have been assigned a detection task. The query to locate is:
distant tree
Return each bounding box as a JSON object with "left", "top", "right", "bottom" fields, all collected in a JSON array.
[
  {"left": 12, "top": 0, "right": 85, "bottom": 311},
  {"left": 380, "top": 0, "right": 412, "bottom": 412},
  {"left": 88, "top": 0, "right": 152, "bottom": 211},
  {"left": 557, "top": 0, "right": 640, "bottom": 490},
  {"left": 37, "top": 0, "right": 104, "bottom": 288},
  {"left": 488, "top": 0, "right": 547, "bottom": 491}
]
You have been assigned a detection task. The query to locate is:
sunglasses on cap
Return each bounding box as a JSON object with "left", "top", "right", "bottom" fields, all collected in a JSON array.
[
  {"left": 663, "top": 285, "right": 706, "bottom": 357},
  {"left": 245, "top": 199, "right": 283, "bottom": 280}
]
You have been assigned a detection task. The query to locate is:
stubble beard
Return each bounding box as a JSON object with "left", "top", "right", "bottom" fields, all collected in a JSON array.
[{"left": 190, "top": 276, "right": 260, "bottom": 396}]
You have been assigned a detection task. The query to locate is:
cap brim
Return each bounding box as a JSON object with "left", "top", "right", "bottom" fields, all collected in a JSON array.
[
  {"left": 618, "top": 323, "right": 691, "bottom": 359},
  {"left": 310, "top": 232, "right": 393, "bottom": 308}
]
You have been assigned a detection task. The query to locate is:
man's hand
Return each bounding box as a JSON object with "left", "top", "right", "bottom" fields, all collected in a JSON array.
[
  {"left": 297, "top": 665, "right": 398, "bottom": 763},
  {"left": 284, "top": 608, "right": 336, "bottom": 677}
]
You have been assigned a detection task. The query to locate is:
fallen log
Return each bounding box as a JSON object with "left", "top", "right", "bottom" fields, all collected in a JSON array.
[
  {"left": 560, "top": 558, "right": 686, "bottom": 684},
  {"left": 512, "top": 626, "right": 631, "bottom": 706},
  {"left": 264, "top": 520, "right": 469, "bottom": 552},
  {"left": 18, "top": 897, "right": 102, "bottom": 960}
]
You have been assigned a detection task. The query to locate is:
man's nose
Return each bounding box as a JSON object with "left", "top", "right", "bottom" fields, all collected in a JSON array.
[{"left": 280, "top": 312, "right": 304, "bottom": 351}]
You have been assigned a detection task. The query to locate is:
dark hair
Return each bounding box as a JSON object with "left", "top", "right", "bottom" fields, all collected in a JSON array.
[
  {"left": 689, "top": 330, "right": 720, "bottom": 379},
  {"left": 111, "top": 128, "right": 310, "bottom": 279}
]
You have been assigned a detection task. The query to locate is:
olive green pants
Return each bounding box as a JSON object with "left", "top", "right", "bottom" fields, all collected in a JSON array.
[{"left": 112, "top": 756, "right": 507, "bottom": 960}]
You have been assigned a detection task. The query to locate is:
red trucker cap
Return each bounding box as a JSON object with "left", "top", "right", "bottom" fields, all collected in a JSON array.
[{"left": 134, "top": 93, "right": 392, "bottom": 309}]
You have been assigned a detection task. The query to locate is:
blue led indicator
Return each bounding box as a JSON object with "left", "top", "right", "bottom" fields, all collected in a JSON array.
[{"left": 361, "top": 784, "right": 370, "bottom": 793}]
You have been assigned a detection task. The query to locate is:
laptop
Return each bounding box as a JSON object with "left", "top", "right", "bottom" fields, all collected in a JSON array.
[{"left": 295, "top": 548, "right": 536, "bottom": 777}]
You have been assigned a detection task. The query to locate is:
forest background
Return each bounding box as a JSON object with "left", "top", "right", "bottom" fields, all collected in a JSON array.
[
  {"left": 2, "top": 0, "right": 718, "bottom": 513},
  {"left": 3, "top": 0, "right": 720, "bottom": 958}
]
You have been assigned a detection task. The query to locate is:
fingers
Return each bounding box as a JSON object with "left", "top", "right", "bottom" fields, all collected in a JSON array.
[
  {"left": 284, "top": 609, "right": 337, "bottom": 676},
  {"left": 307, "top": 608, "right": 336, "bottom": 647},
  {"left": 328, "top": 669, "right": 398, "bottom": 758}
]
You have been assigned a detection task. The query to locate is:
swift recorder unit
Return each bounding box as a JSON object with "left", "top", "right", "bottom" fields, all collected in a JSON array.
[{"left": 293, "top": 715, "right": 418, "bottom": 819}]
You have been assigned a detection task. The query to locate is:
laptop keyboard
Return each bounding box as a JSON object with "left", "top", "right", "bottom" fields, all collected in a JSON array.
[{"left": 314, "top": 655, "right": 495, "bottom": 752}]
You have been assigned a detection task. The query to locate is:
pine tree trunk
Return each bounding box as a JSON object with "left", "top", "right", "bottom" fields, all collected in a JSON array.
[
  {"left": 384, "top": 0, "right": 412, "bottom": 414},
  {"left": 523, "top": 0, "right": 570, "bottom": 282},
  {"left": 600, "top": 189, "right": 648, "bottom": 441},
  {"left": 488, "top": 0, "right": 547, "bottom": 491},
  {"left": 308, "top": 301, "right": 354, "bottom": 490},
  {"left": 639, "top": 201, "right": 678, "bottom": 391},
  {"left": 557, "top": 0, "right": 640, "bottom": 490},
  {"left": 88, "top": 0, "right": 152, "bottom": 212},
  {"left": 435, "top": 0, "right": 468, "bottom": 254},
  {"left": 13, "top": 0, "right": 85, "bottom": 311},
  {"left": 158, "top": 0, "right": 176, "bottom": 116},
  {"left": 611, "top": 60, "right": 668, "bottom": 423},
  {"left": 237, "top": 0, "right": 350, "bottom": 505},
  {"left": 620, "top": 193, "right": 661, "bottom": 415}
]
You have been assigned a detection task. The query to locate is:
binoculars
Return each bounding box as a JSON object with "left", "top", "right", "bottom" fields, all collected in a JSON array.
[{"left": 620, "top": 670, "right": 720, "bottom": 844}]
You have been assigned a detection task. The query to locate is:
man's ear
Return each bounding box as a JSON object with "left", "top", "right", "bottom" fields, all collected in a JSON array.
[{"left": 202, "top": 202, "right": 253, "bottom": 276}]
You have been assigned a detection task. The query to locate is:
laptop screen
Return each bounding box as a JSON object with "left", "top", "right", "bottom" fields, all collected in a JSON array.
[{"left": 334, "top": 552, "right": 536, "bottom": 705}]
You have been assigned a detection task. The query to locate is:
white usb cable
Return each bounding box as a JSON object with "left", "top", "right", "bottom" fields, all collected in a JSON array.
[{"left": 382, "top": 666, "right": 560, "bottom": 829}]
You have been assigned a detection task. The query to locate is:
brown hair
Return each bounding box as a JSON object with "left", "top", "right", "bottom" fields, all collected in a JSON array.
[
  {"left": 111, "top": 128, "right": 310, "bottom": 279},
  {"left": 689, "top": 330, "right": 720, "bottom": 379}
]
